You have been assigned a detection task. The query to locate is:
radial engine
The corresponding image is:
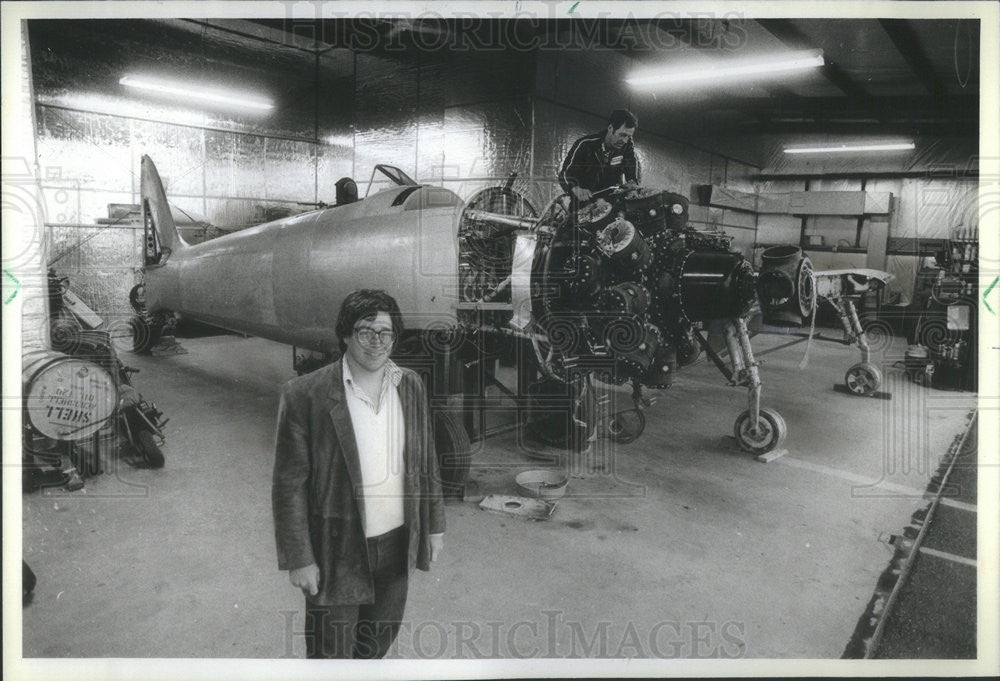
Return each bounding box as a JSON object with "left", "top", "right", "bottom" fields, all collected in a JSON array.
[{"left": 458, "top": 185, "right": 790, "bottom": 454}]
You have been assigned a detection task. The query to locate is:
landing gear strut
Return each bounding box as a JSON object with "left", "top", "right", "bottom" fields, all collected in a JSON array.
[
  {"left": 724, "top": 317, "right": 787, "bottom": 454},
  {"left": 833, "top": 297, "right": 882, "bottom": 396}
]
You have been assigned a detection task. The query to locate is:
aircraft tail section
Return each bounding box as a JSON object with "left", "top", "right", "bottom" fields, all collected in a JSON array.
[{"left": 140, "top": 155, "right": 187, "bottom": 264}]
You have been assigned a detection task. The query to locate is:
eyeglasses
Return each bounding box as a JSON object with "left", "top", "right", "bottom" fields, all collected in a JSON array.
[{"left": 354, "top": 327, "right": 396, "bottom": 347}]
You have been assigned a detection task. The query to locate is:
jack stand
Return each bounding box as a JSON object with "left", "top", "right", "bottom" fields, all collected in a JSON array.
[
  {"left": 567, "top": 375, "right": 609, "bottom": 477},
  {"left": 149, "top": 335, "right": 187, "bottom": 356}
]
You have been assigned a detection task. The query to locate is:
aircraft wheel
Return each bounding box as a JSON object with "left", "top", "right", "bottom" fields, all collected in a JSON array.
[
  {"left": 434, "top": 411, "right": 471, "bottom": 498},
  {"left": 136, "top": 428, "right": 165, "bottom": 468},
  {"left": 129, "top": 283, "right": 146, "bottom": 313},
  {"left": 608, "top": 408, "right": 645, "bottom": 444},
  {"left": 845, "top": 362, "right": 882, "bottom": 396},
  {"left": 130, "top": 315, "right": 163, "bottom": 353},
  {"left": 733, "top": 407, "right": 787, "bottom": 455}
]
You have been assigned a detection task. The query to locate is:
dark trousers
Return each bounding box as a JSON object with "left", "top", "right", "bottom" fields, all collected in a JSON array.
[{"left": 305, "top": 525, "right": 409, "bottom": 659}]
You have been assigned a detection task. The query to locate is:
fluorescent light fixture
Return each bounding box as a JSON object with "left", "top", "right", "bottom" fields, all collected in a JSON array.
[
  {"left": 324, "top": 134, "right": 354, "bottom": 147},
  {"left": 784, "top": 142, "right": 916, "bottom": 154},
  {"left": 120, "top": 76, "right": 274, "bottom": 111},
  {"left": 42, "top": 92, "right": 210, "bottom": 127},
  {"left": 626, "top": 49, "right": 824, "bottom": 89}
]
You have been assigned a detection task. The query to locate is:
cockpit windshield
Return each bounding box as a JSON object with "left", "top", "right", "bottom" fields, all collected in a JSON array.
[{"left": 364, "top": 164, "right": 418, "bottom": 197}]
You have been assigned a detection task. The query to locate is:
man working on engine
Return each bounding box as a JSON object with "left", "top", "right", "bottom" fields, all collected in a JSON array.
[{"left": 558, "top": 109, "right": 640, "bottom": 202}]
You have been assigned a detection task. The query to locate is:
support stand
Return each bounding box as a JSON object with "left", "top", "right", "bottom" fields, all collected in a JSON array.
[
  {"left": 149, "top": 335, "right": 186, "bottom": 356},
  {"left": 756, "top": 448, "right": 789, "bottom": 463}
]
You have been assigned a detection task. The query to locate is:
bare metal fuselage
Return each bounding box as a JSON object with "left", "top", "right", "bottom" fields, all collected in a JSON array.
[{"left": 143, "top": 158, "right": 463, "bottom": 352}]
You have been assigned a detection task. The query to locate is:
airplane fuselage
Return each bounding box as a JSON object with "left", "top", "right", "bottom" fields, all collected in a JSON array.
[{"left": 144, "top": 183, "right": 463, "bottom": 352}]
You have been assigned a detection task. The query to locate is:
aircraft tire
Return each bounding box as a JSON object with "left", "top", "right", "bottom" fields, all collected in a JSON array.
[
  {"left": 130, "top": 315, "right": 163, "bottom": 353},
  {"left": 136, "top": 428, "right": 165, "bottom": 469},
  {"left": 844, "top": 362, "right": 882, "bottom": 396},
  {"left": 608, "top": 408, "right": 645, "bottom": 444},
  {"left": 434, "top": 411, "right": 471, "bottom": 498},
  {"left": 733, "top": 407, "right": 787, "bottom": 454}
]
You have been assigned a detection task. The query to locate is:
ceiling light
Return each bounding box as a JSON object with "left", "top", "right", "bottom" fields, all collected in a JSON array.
[
  {"left": 784, "top": 142, "right": 916, "bottom": 154},
  {"left": 324, "top": 134, "right": 354, "bottom": 147},
  {"left": 120, "top": 76, "right": 274, "bottom": 112},
  {"left": 626, "top": 49, "right": 824, "bottom": 89},
  {"left": 41, "top": 92, "right": 210, "bottom": 127}
]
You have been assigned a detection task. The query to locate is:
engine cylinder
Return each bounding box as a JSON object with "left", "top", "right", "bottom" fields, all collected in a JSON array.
[
  {"left": 642, "top": 345, "right": 677, "bottom": 388},
  {"left": 625, "top": 190, "right": 689, "bottom": 234},
  {"left": 597, "top": 218, "right": 651, "bottom": 271},
  {"left": 596, "top": 282, "right": 650, "bottom": 316}
]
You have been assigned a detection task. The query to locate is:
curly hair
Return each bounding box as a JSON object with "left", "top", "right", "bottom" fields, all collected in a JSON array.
[{"left": 335, "top": 289, "right": 404, "bottom": 353}]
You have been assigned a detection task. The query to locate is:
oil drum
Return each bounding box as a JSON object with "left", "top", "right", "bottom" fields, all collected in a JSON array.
[
  {"left": 23, "top": 349, "right": 118, "bottom": 441},
  {"left": 678, "top": 252, "right": 757, "bottom": 322}
]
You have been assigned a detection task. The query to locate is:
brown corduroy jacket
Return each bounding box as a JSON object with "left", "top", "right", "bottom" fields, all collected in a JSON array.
[{"left": 272, "top": 360, "right": 445, "bottom": 605}]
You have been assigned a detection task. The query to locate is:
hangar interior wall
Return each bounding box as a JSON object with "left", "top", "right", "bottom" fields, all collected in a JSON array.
[
  {"left": 26, "top": 18, "right": 978, "bottom": 316},
  {"left": 29, "top": 19, "right": 764, "bottom": 317},
  {"left": 755, "top": 137, "right": 979, "bottom": 304}
]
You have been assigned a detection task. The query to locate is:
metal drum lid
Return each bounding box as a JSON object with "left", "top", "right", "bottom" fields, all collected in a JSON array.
[{"left": 23, "top": 351, "right": 118, "bottom": 441}]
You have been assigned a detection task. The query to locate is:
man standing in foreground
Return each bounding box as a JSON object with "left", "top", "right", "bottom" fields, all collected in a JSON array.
[
  {"left": 558, "top": 108, "right": 641, "bottom": 202},
  {"left": 272, "top": 289, "right": 445, "bottom": 658}
]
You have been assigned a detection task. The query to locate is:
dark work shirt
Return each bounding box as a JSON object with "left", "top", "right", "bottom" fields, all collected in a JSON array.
[{"left": 558, "top": 132, "right": 639, "bottom": 194}]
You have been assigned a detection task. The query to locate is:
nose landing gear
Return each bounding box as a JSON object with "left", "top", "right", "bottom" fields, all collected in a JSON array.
[{"left": 726, "top": 317, "right": 787, "bottom": 455}]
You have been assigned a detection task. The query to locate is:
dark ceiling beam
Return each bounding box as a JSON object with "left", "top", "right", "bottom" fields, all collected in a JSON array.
[
  {"left": 734, "top": 119, "right": 976, "bottom": 137},
  {"left": 877, "top": 19, "right": 947, "bottom": 100},
  {"left": 198, "top": 19, "right": 330, "bottom": 53},
  {"left": 752, "top": 170, "right": 979, "bottom": 180},
  {"left": 668, "top": 94, "right": 977, "bottom": 120},
  {"left": 754, "top": 19, "right": 886, "bottom": 122}
]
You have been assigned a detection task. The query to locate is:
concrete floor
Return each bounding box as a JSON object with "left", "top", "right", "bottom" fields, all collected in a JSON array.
[
  {"left": 875, "top": 417, "right": 977, "bottom": 658},
  {"left": 21, "top": 330, "right": 976, "bottom": 658}
]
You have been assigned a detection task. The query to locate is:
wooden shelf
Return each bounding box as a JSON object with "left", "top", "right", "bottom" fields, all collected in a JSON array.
[{"left": 802, "top": 245, "right": 867, "bottom": 254}]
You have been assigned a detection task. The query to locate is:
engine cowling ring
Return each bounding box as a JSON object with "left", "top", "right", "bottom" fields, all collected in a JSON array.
[{"left": 677, "top": 251, "right": 757, "bottom": 322}]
